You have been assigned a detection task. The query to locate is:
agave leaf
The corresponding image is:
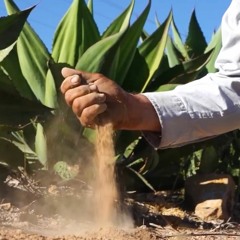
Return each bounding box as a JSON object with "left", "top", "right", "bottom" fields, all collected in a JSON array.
[
  {"left": 148, "top": 49, "right": 213, "bottom": 91},
  {"left": 4, "top": 0, "right": 52, "bottom": 106},
  {"left": 75, "top": 29, "right": 127, "bottom": 75},
  {"left": 35, "top": 123, "right": 47, "bottom": 168},
  {"left": 185, "top": 10, "right": 207, "bottom": 57},
  {"left": 171, "top": 17, "right": 189, "bottom": 60},
  {"left": 205, "top": 27, "right": 222, "bottom": 73},
  {"left": 156, "top": 83, "right": 179, "bottom": 92},
  {"left": 0, "top": 42, "right": 15, "bottom": 62},
  {"left": 75, "top": 0, "right": 135, "bottom": 78},
  {"left": 139, "top": 150, "right": 160, "bottom": 175},
  {"left": 0, "top": 138, "right": 25, "bottom": 170},
  {"left": 199, "top": 146, "right": 219, "bottom": 174},
  {"left": 0, "top": 5, "right": 34, "bottom": 50},
  {"left": 46, "top": 59, "right": 70, "bottom": 107},
  {"left": 123, "top": 11, "right": 172, "bottom": 92},
  {"left": 155, "top": 13, "right": 180, "bottom": 68},
  {"left": 0, "top": 67, "right": 18, "bottom": 95},
  {"left": 87, "top": 0, "right": 93, "bottom": 14},
  {"left": 166, "top": 36, "right": 180, "bottom": 68},
  {"left": 109, "top": 0, "right": 151, "bottom": 85},
  {"left": 3, "top": 130, "right": 36, "bottom": 155},
  {"left": 128, "top": 167, "right": 156, "bottom": 192},
  {"left": 0, "top": 90, "right": 51, "bottom": 126},
  {"left": 102, "top": 0, "right": 135, "bottom": 38},
  {"left": 52, "top": 0, "right": 100, "bottom": 67},
  {"left": 44, "top": 70, "right": 58, "bottom": 109},
  {"left": 0, "top": 46, "right": 35, "bottom": 100},
  {"left": 140, "top": 29, "right": 149, "bottom": 42}
]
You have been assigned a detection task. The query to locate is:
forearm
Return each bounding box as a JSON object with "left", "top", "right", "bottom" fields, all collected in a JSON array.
[{"left": 142, "top": 73, "right": 240, "bottom": 149}]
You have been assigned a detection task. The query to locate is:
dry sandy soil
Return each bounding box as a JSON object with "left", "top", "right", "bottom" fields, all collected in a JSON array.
[{"left": 0, "top": 171, "right": 240, "bottom": 240}]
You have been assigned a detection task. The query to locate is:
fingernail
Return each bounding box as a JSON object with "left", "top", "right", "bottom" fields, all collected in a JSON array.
[
  {"left": 98, "top": 93, "right": 106, "bottom": 101},
  {"left": 89, "top": 84, "right": 97, "bottom": 91},
  {"left": 71, "top": 75, "right": 79, "bottom": 85}
]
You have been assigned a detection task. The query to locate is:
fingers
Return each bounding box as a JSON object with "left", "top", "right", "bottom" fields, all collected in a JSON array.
[
  {"left": 61, "top": 67, "right": 82, "bottom": 78},
  {"left": 64, "top": 84, "right": 98, "bottom": 106},
  {"left": 61, "top": 75, "right": 81, "bottom": 94},
  {"left": 71, "top": 92, "right": 106, "bottom": 116},
  {"left": 80, "top": 104, "right": 107, "bottom": 127},
  {"left": 61, "top": 67, "right": 109, "bottom": 127},
  {"left": 61, "top": 67, "right": 104, "bottom": 92}
]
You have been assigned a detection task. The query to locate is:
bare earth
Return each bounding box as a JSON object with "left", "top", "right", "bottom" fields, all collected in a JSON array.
[{"left": 0, "top": 177, "right": 240, "bottom": 240}]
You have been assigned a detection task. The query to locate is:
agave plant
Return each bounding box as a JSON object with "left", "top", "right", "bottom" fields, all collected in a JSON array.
[{"left": 0, "top": 0, "right": 226, "bottom": 190}]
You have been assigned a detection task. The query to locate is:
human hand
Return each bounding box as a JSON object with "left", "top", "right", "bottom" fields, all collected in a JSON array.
[
  {"left": 60, "top": 67, "right": 129, "bottom": 129},
  {"left": 60, "top": 67, "right": 161, "bottom": 132}
]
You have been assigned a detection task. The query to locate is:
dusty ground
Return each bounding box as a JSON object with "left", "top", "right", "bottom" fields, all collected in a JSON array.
[{"left": 0, "top": 171, "right": 240, "bottom": 240}]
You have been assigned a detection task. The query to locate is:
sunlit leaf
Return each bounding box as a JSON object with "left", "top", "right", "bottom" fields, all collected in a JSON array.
[
  {"left": 110, "top": 0, "right": 151, "bottom": 84},
  {"left": 171, "top": 17, "right": 189, "bottom": 60},
  {"left": 102, "top": 0, "right": 134, "bottom": 38},
  {"left": 4, "top": 0, "right": 52, "bottom": 106},
  {"left": 148, "top": 49, "right": 213, "bottom": 91},
  {"left": 35, "top": 123, "right": 47, "bottom": 168},
  {"left": 0, "top": 4, "right": 34, "bottom": 50},
  {"left": 185, "top": 10, "right": 207, "bottom": 57},
  {"left": 0, "top": 46, "right": 36, "bottom": 100},
  {"left": 205, "top": 27, "right": 222, "bottom": 73},
  {"left": 52, "top": 0, "right": 100, "bottom": 67},
  {"left": 123, "top": 11, "right": 172, "bottom": 92}
]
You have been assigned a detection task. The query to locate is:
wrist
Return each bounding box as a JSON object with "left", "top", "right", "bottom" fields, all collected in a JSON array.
[{"left": 122, "top": 93, "right": 161, "bottom": 132}]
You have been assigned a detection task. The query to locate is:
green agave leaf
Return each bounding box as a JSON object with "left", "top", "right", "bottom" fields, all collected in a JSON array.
[
  {"left": 185, "top": 10, "right": 207, "bottom": 57},
  {"left": 205, "top": 27, "right": 222, "bottom": 73},
  {"left": 171, "top": 17, "right": 189, "bottom": 60},
  {"left": 0, "top": 46, "right": 36, "bottom": 100},
  {"left": 156, "top": 83, "right": 179, "bottom": 92},
  {"left": 4, "top": 0, "right": 52, "bottom": 107},
  {"left": 0, "top": 42, "right": 15, "bottom": 62},
  {"left": 155, "top": 13, "right": 180, "bottom": 68},
  {"left": 35, "top": 123, "right": 47, "bottom": 168},
  {"left": 140, "top": 29, "right": 150, "bottom": 42},
  {"left": 109, "top": 0, "right": 151, "bottom": 85},
  {"left": 148, "top": 49, "right": 213, "bottom": 91},
  {"left": 5, "top": 130, "right": 36, "bottom": 155},
  {"left": 82, "top": 128, "right": 96, "bottom": 144},
  {"left": 75, "top": 28, "right": 127, "bottom": 75},
  {"left": 45, "top": 69, "right": 58, "bottom": 109},
  {"left": 52, "top": 0, "right": 100, "bottom": 67},
  {"left": 102, "top": 0, "right": 134, "bottom": 38},
  {"left": 0, "top": 138, "right": 25, "bottom": 170},
  {"left": 0, "top": 5, "right": 34, "bottom": 50},
  {"left": 0, "top": 90, "right": 51, "bottom": 126},
  {"left": 139, "top": 150, "right": 160, "bottom": 175},
  {"left": 123, "top": 11, "right": 172, "bottom": 92},
  {"left": 128, "top": 167, "right": 156, "bottom": 192},
  {"left": 165, "top": 36, "right": 180, "bottom": 68},
  {"left": 0, "top": 66, "right": 18, "bottom": 95},
  {"left": 87, "top": 0, "right": 93, "bottom": 14},
  {"left": 199, "top": 146, "right": 219, "bottom": 174}
]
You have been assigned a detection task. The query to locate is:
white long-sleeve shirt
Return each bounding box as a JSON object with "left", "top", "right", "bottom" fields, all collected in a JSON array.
[{"left": 143, "top": 0, "right": 240, "bottom": 149}]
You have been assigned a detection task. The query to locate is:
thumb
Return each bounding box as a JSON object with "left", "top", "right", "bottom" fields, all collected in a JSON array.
[{"left": 61, "top": 67, "right": 82, "bottom": 78}]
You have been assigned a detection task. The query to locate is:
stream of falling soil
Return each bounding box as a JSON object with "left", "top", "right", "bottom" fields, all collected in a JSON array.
[{"left": 93, "top": 122, "right": 132, "bottom": 227}]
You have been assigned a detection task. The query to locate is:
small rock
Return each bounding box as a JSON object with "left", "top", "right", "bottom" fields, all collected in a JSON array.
[{"left": 184, "top": 173, "right": 235, "bottom": 221}]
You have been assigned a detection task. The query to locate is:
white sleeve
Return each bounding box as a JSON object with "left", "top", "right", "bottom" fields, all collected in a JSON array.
[
  {"left": 142, "top": 0, "right": 240, "bottom": 149},
  {"left": 142, "top": 73, "right": 240, "bottom": 149}
]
